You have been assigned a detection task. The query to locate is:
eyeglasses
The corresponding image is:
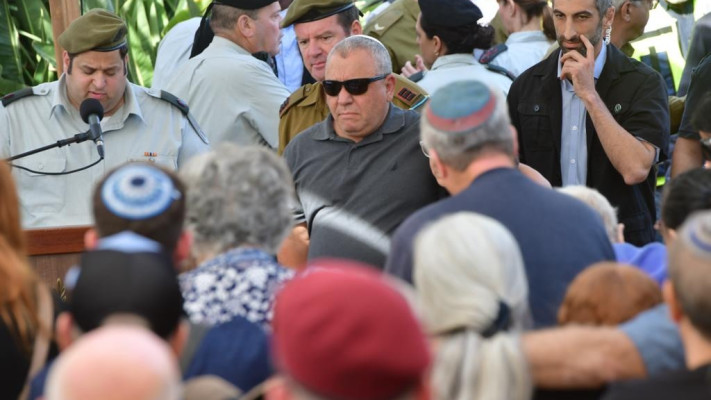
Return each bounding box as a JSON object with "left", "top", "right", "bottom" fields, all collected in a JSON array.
[
  {"left": 322, "top": 74, "right": 389, "bottom": 96},
  {"left": 419, "top": 140, "right": 430, "bottom": 158}
]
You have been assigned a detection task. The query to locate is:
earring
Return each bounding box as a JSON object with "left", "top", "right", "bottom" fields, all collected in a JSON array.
[{"left": 604, "top": 26, "right": 611, "bottom": 45}]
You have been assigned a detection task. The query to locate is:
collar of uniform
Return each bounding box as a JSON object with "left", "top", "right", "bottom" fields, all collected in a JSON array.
[
  {"left": 314, "top": 104, "right": 406, "bottom": 142},
  {"left": 50, "top": 75, "right": 79, "bottom": 120},
  {"left": 205, "top": 36, "right": 251, "bottom": 57},
  {"left": 430, "top": 53, "right": 478, "bottom": 71},
  {"left": 299, "top": 82, "right": 324, "bottom": 108},
  {"left": 505, "top": 30, "right": 550, "bottom": 44}
]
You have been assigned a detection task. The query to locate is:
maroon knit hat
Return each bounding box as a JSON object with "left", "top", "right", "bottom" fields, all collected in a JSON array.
[{"left": 272, "top": 259, "right": 431, "bottom": 400}]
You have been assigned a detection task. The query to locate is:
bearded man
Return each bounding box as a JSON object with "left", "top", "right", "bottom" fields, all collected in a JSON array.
[{"left": 506, "top": 0, "right": 669, "bottom": 246}]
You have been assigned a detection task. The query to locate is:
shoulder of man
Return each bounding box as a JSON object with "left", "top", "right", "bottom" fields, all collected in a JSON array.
[
  {"left": 364, "top": 4, "right": 404, "bottom": 37},
  {"left": 1, "top": 83, "right": 53, "bottom": 107},
  {"left": 392, "top": 75, "right": 428, "bottom": 110},
  {"left": 279, "top": 83, "right": 322, "bottom": 118},
  {"left": 144, "top": 87, "right": 210, "bottom": 145}
]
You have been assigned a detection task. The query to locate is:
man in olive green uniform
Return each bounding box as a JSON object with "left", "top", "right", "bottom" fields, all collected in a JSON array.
[
  {"left": 364, "top": 0, "right": 420, "bottom": 74},
  {"left": 278, "top": 0, "right": 428, "bottom": 154}
]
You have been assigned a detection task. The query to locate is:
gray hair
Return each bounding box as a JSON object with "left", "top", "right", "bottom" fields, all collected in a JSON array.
[
  {"left": 421, "top": 81, "right": 514, "bottom": 171},
  {"left": 179, "top": 143, "right": 295, "bottom": 258},
  {"left": 553, "top": 0, "right": 613, "bottom": 18},
  {"left": 414, "top": 212, "right": 532, "bottom": 400},
  {"left": 327, "top": 35, "right": 392, "bottom": 75},
  {"left": 210, "top": 4, "right": 259, "bottom": 33},
  {"left": 669, "top": 210, "right": 711, "bottom": 340},
  {"left": 556, "top": 186, "right": 619, "bottom": 243}
]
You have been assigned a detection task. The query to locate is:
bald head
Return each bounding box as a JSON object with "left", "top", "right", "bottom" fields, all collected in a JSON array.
[{"left": 46, "top": 326, "right": 181, "bottom": 400}]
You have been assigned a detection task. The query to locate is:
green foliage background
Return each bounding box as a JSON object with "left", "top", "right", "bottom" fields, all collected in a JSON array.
[{"left": 0, "top": 0, "right": 209, "bottom": 96}]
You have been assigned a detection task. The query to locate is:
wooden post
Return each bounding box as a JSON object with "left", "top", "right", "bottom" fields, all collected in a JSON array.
[{"left": 48, "top": 0, "right": 80, "bottom": 75}]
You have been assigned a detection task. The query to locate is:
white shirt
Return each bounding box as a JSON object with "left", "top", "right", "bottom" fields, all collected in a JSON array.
[
  {"left": 490, "top": 30, "right": 553, "bottom": 77},
  {"left": 0, "top": 76, "right": 208, "bottom": 228},
  {"left": 164, "top": 36, "right": 290, "bottom": 148},
  {"left": 418, "top": 53, "right": 513, "bottom": 96}
]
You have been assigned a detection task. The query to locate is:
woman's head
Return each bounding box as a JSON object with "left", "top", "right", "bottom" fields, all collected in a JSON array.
[
  {"left": 0, "top": 162, "right": 39, "bottom": 352},
  {"left": 416, "top": 0, "right": 494, "bottom": 67},
  {"left": 180, "top": 144, "right": 295, "bottom": 260},
  {"left": 414, "top": 212, "right": 531, "bottom": 400},
  {"left": 0, "top": 162, "right": 25, "bottom": 253},
  {"left": 497, "top": 0, "right": 555, "bottom": 40},
  {"left": 414, "top": 212, "right": 530, "bottom": 336}
]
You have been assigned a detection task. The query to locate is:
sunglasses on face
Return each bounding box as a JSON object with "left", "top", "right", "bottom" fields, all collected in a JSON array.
[{"left": 322, "top": 74, "right": 389, "bottom": 96}]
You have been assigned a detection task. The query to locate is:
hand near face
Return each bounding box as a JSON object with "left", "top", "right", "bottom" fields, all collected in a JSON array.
[
  {"left": 401, "top": 55, "right": 427, "bottom": 78},
  {"left": 559, "top": 34, "right": 597, "bottom": 99}
]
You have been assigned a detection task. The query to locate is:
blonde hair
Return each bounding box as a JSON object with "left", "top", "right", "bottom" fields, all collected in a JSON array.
[
  {"left": 557, "top": 186, "right": 619, "bottom": 243},
  {"left": 414, "top": 212, "right": 531, "bottom": 400}
]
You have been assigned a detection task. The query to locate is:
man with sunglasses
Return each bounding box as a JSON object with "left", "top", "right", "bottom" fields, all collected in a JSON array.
[
  {"left": 280, "top": 35, "right": 443, "bottom": 270},
  {"left": 277, "top": 0, "right": 428, "bottom": 155},
  {"left": 0, "top": 10, "right": 209, "bottom": 228},
  {"left": 671, "top": 54, "right": 711, "bottom": 176}
]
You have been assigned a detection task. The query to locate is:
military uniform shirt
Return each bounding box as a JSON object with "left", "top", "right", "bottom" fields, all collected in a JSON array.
[
  {"left": 418, "top": 53, "right": 512, "bottom": 95},
  {"left": 364, "top": 0, "right": 420, "bottom": 74},
  {"left": 165, "top": 36, "right": 290, "bottom": 148},
  {"left": 0, "top": 76, "right": 209, "bottom": 228},
  {"left": 278, "top": 74, "right": 428, "bottom": 154},
  {"left": 489, "top": 30, "right": 552, "bottom": 78}
]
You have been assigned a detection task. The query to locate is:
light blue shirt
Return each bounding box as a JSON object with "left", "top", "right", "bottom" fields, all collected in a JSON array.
[
  {"left": 490, "top": 30, "right": 552, "bottom": 77},
  {"left": 275, "top": 9, "right": 303, "bottom": 92},
  {"left": 558, "top": 44, "right": 607, "bottom": 185}
]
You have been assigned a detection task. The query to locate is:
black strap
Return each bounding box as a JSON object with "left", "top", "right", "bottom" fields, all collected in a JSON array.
[
  {"left": 481, "top": 300, "right": 512, "bottom": 338},
  {"left": 2, "top": 87, "right": 35, "bottom": 107}
]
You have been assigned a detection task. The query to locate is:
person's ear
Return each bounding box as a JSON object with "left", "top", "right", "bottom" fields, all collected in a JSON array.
[
  {"left": 663, "top": 280, "right": 683, "bottom": 323},
  {"left": 621, "top": 1, "right": 633, "bottom": 22},
  {"left": 168, "top": 320, "right": 190, "bottom": 358},
  {"left": 84, "top": 228, "right": 99, "bottom": 250},
  {"left": 351, "top": 20, "right": 362, "bottom": 35},
  {"left": 429, "top": 149, "right": 448, "bottom": 181},
  {"left": 384, "top": 73, "right": 396, "bottom": 101},
  {"left": 55, "top": 312, "right": 76, "bottom": 352},
  {"left": 62, "top": 51, "right": 70, "bottom": 73},
  {"left": 174, "top": 230, "right": 193, "bottom": 267},
  {"left": 237, "top": 13, "right": 255, "bottom": 38}
]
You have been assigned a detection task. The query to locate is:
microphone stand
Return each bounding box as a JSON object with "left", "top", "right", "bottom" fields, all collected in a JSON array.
[{"left": 7, "top": 130, "right": 95, "bottom": 161}]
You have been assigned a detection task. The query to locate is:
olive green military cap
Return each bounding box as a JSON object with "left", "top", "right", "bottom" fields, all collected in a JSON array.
[
  {"left": 58, "top": 9, "right": 128, "bottom": 54},
  {"left": 281, "top": 0, "right": 359, "bottom": 28}
]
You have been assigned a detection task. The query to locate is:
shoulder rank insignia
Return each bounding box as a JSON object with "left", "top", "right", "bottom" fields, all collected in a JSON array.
[
  {"left": 1, "top": 87, "right": 36, "bottom": 107},
  {"left": 479, "top": 43, "right": 508, "bottom": 64}
]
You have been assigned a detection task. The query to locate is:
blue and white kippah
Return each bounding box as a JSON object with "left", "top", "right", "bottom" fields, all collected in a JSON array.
[{"left": 101, "top": 164, "right": 180, "bottom": 220}]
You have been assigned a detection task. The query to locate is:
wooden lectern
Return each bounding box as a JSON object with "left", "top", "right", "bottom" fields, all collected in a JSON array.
[{"left": 26, "top": 226, "right": 90, "bottom": 288}]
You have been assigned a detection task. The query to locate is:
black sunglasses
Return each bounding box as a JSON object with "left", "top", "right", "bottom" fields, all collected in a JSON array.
[{"left": 322, "top": 74, "right": 389, "bottom": 96}]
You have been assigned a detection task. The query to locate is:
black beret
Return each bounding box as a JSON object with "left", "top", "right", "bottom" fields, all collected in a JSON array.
[
  {"left": 418, "top": 0, "right": 483, "bottom": 27},
  {"left": 215, "top": 0, "right": 277, "bottom": 10}
]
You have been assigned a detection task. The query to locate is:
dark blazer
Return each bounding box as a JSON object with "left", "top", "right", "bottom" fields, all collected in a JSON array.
[{"left": 507, "top": 44, "right": 670, "bottom": 246}]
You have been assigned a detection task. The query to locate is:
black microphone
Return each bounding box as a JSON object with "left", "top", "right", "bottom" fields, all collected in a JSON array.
[{"left": 79, "top": 98, "right": 105, "bottom": 158}]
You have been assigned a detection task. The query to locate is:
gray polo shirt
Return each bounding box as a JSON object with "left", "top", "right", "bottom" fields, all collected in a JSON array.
[{"left": 283, "top": 104, "right": 444, "bottom": 268}]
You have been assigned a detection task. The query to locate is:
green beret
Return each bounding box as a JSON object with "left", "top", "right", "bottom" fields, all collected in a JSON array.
[
  {"left": 281, "top": 0, "right": 358, "bottom": 28},
  {"left": 58, "top": 9, "right": 128, "bottom": 54}
]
